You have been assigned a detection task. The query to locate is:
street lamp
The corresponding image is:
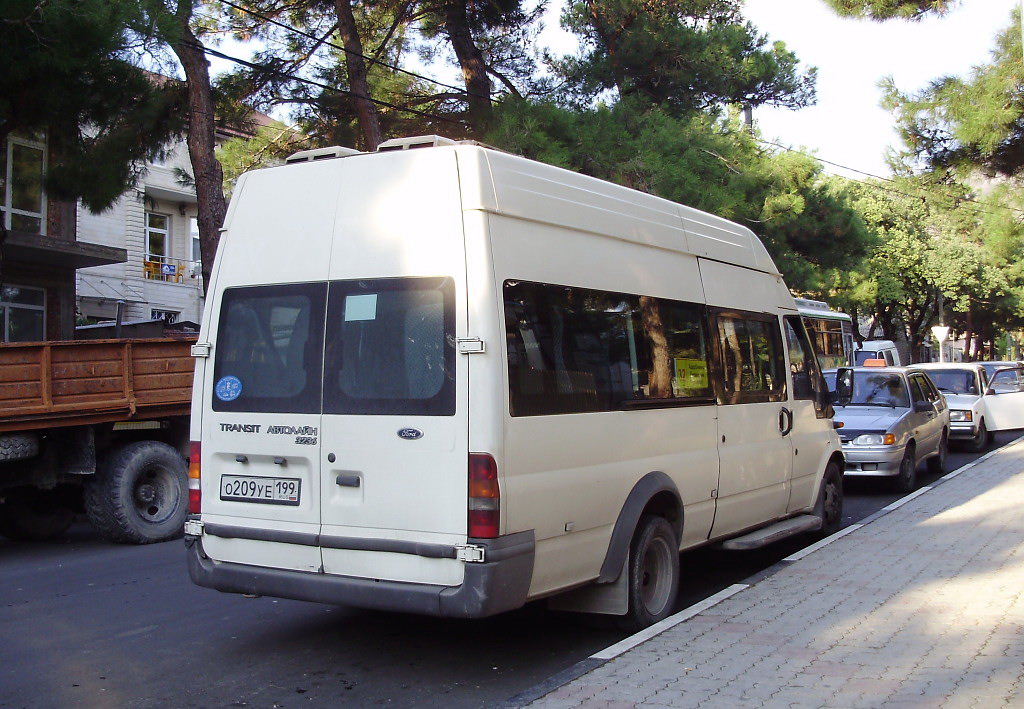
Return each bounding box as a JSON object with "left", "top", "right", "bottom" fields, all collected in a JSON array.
[{"left": 932, "top": 325, "right": 951, "bottom": 362}]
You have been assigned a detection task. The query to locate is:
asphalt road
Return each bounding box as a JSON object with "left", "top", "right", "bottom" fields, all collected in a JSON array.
[{"left": 0, "top": 433, "right": 1014, "bottom": 709}]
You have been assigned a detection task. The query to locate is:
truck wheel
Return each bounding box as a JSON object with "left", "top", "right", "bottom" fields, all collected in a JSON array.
[
  {"left": 618, "top": 515, "right": 680, "bottom": 631},
  {"left": 813, "top": 461, "right": 844, "bottom": 538},
  {"left": 0, "top": 490, "right": 75, "bottom": 541},
  {"left": 0, "top": 433, "right": 39, "bottom": 462},
  {"left": 84, "top": 441, "right": 188, "bottom": 544}
]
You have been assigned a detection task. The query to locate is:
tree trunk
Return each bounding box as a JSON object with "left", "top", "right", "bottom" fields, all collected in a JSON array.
[
  {"left": 334, "top": 0, "right": 383, "bottom": 150},
  {"left": 963, "top": 309, "right": 974, "bottom": 362},
  {"left": 639, "top": 296, "right": 672, "bottom": 398},
  {"left": 442, "top": 0, "right": 492, "bottom": 132},
  {"left": 170, "top": 6, "right": 227, "bottom": 297}
]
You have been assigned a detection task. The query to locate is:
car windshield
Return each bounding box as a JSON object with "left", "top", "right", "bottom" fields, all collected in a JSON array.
[
  {"left": 837, "top": 372, "right": 909, "bottom": 407},
  {"left": 925, "top": 369, "right": 979, "bottom": 395}
]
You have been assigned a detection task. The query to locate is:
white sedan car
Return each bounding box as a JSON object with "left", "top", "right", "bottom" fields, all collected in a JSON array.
[{"left": 913, "top": 363, "right": 1024, "bottom": 451}]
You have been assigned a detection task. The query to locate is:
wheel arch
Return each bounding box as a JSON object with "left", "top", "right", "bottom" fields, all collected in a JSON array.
[{"left": 597, "top": 471, "right": 683, "bottom": 583}]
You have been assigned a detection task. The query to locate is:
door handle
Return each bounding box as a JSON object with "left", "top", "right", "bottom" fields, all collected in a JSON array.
[
  {"left": 779, "top": 407, "right": 794, "bottom": 437},
  {"left": 336, "top": 474, "right": 360, "bottom": 488}
]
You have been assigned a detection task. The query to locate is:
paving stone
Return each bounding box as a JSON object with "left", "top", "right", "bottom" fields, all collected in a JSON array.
[{"left": 526, "top": 439, "right": 1024, "bottom": 709}]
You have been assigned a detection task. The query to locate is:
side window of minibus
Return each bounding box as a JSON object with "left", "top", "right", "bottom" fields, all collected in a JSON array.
[
  {"left": 503, "top": 280, "right": 715, "bottom": 416},
  {"left": 783, "top": 315, "right": 828, "bottom": 416},
  {"left": 714, "top": 312, "right": 787, "bottom": 404}
]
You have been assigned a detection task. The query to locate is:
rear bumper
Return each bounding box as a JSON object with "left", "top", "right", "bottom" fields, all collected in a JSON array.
[{"left": 186, "top": 530, "right": 535, "bottom": 619}]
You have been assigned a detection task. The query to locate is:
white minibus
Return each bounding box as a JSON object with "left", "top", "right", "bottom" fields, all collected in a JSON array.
[{"left": 186, "top": 136, "right": 844, "bottom": 629}]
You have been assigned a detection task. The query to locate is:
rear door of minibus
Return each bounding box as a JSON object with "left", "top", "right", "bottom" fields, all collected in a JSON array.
[
  {"left": 198, "top": 161, "right": 338, "bottom": 573},
  {"left": 318, "top": 148, "right": 470, "bottom": 588}
]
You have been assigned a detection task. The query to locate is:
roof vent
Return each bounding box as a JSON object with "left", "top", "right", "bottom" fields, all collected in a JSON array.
[
  {"left": 286, "top": 146, "right": 363, "bottom": 164},
  {"left": 376, "top": 135, "right": 458, "bottom": 152}
]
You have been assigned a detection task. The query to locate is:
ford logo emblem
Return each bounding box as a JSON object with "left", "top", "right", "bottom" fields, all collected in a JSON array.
[{"left": 398, "top": 428, "right": 423, "bottom": 440}]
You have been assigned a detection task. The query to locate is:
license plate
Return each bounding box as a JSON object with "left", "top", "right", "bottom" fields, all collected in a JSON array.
[{"left": 220, "top": 475, "right": 301, "bottom": 505}]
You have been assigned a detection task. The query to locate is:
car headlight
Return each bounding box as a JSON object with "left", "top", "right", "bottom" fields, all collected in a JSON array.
[
  {"left": 949, "top": 409, "right": 973, "bottom": 422},
  {"left": 852, "top": 433, "right": 896, "bottom": 446}
]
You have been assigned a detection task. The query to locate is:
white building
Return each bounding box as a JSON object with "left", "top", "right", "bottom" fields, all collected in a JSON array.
[
  {"left": 75, "top": 108, "right": 283, "bottom": 327},
  {"left": 76, "top": 139, "right": 204, "bottom": 326}
]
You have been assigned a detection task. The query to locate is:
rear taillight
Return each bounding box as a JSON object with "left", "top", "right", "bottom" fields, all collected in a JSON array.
[
  {"left": 468, "top": 453, "right": 499, "bottom": 538},
  {"left": 188, "top": 441, "right": 201, "bottom": 514}
]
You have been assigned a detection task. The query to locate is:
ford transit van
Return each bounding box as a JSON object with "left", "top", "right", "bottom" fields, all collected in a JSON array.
[{"left": 186, "top": 136, "right": 844, "bottom": 628}]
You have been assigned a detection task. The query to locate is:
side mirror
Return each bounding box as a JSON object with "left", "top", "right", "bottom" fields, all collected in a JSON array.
[
  {"left": 835, "top": 367, "right": 853, "bottom": 404},
  {"left": 913, "top": 400, "right": 933, "bottom": 413}
]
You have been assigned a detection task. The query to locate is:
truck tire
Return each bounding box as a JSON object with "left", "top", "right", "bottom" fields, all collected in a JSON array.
[
  {"left": 84, "top": 441, "right": 188, "bottom": 544},
  {"left": 0, "top": 433, "right": 39, "bottom": 463},
  {"left": 0, "top": 490, "right": 75, "bottom": 541}
]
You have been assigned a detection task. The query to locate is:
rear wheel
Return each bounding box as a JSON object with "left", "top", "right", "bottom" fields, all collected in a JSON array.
[
  {"left": 927, "top": 432, "right": 948, "bottom": 476},
  {"left": 84, "top": 441, "right": 188, "bottom": 544},
  {"left": 0, "top": 489, "right": 76, "bottom": 541},
  {"left": 895, "top": 449, "right": 917, "bottom": 494},
  {"left": 618, "top": 515, "right": 680, "bottom": 631}
]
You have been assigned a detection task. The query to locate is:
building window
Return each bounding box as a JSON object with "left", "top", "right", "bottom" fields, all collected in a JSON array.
[
  {"left": 151, "top": 309, "right": 179, "bottom": 324},
  {"left": 0, "top": 285, "right": 46, "bottom": 342},
  {"left": 146, "top": 212, "right": 170, "bottom": 262},
  {"left": 144, "top": 212, "right": 175, "bottom": 281},
  {"left": 190, "top": 217, "right": 201, "bottom": 277},
  {"left": 1, "top": 135, "right": 47, "bottom": 235}
]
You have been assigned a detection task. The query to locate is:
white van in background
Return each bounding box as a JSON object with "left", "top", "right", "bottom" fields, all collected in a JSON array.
[
  {"left": 185, "top": 136, "right": 845, "bottom": 629},
  {"left": 855, "top": 339, "right": 901, "bottom": 366}
]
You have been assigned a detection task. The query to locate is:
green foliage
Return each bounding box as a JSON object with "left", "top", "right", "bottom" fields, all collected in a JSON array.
[
  {"left": 485, "top": 98, "right": 870, "bottom": 293},
  {"left": 822, "top": 0, "right": 958, "bottom": 21},
  {"left": 882, "top": 8, "right": 1024, "bottom": 178},
  {"left": 217, "top": 125, "right": 310, "bottom": 196},
  {"left": 556, "top": 1, "right": 816, "bottom": 115},
  {"left": 842, "top": 174, "right": 1024, "bottom": 354},
  {"left": 0, "top": 0, "right": 185, "bottom": 211}
]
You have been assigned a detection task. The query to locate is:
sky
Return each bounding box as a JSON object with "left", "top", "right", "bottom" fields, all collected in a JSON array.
[
  {"left": 534, "top": 0, "right": 1018, "bottom": 180},
  {"left": 210, "top": 0, "right": 1018, "bottom": 181},
  {"left": 741, "top": 0, "right": 1019, "bottom": 179}
]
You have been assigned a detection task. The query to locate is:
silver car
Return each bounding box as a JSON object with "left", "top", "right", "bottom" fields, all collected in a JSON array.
[{"left": 830, "top": 366, "right": 950, "bottom": 492}]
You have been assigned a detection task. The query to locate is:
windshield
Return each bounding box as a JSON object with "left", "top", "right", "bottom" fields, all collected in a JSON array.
[
  {"left": 836, "top": 371, "right": 909, "bottom": 407},
  {"left": 925, "top": 369, "right": 979, "bottom": 395}
]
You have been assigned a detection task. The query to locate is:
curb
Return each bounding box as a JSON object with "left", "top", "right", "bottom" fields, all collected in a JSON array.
[{"left": 504, "top": 433, "right": 1024, "bottom": 708}]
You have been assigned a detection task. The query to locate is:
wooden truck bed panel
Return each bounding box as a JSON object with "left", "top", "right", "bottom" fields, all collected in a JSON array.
[{"left": 0, "top": 338, "right": 195, "bottom": 432}]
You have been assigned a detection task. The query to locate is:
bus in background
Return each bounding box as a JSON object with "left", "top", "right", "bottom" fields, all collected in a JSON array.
[{"left": 796, "top": 298, "right": 854, "bottom": 369}]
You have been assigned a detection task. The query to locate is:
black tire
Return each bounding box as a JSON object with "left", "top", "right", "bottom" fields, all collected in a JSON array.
[
  {"left": 927, "top": 431, "right": 948, "bottom": 476},
  {"left": 965, "top": 420, "right": 989, "bottom": 453},
  {"left": 618, "top": 515, "right": 680, "bottom": 631},
  {"left": 0, "top": 433, "right": 39, "bottom": 463},
  {"left": 813, "top": 460, "right": 844, "bottom": 538},
  {"left": 894, "top": 448, "right": 917, "bottom": 494},
  {"left": 84, "top": 441, "right": 188, "bottom": 544},
  {"left": 0, "top": 489, "right": 75, "bottom": 541}
]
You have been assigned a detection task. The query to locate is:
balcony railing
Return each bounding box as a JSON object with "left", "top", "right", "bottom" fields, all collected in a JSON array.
[{"left": 143, "top": 256, "right": 201, "bottom": 284}]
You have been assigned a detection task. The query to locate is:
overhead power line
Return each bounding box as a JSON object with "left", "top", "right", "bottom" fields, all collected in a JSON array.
[
  {"left": 194, "top": 42, "right": 463, "bottom": 124},
  {"left": 759, "top": 139, "right": 1024, "bottom": 219},
  {"left": 215, "top": 0, "right": 495, "bottom": 103}
]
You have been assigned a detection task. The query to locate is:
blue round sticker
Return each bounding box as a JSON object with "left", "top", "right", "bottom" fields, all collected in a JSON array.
[{"left": 215, "top": 375, "right": 243, "bottom": 402}]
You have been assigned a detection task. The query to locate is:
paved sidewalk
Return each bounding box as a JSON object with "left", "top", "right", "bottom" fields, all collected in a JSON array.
[{"left": 525, "top": 438, "right": 1024, "bottom": 708}]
